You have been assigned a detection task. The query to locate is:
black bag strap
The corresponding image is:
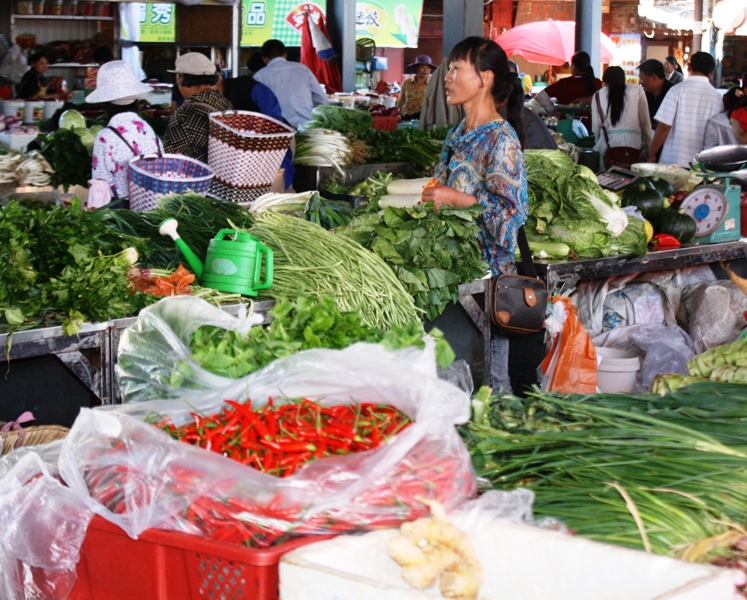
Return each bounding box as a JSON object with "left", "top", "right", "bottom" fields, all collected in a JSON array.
[
  {"left": 516, "top": 226, "right": 537, "bottom": 278},
  {"left": 594, "top": 93, "right": 612, "bottom": 149},
  {"left": 105, "top": 125, "right": 138, "bottom": 156}
]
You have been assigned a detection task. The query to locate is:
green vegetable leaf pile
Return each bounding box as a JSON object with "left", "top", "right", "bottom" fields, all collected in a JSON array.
[
  {"left": 0, "top": 199, "right": 153, "bottom": 334},
  {"left": 39, "top": 127, "right": 92, "bottom": 191},
  {"left": 359, "top": 126, "right": 448, "bottom": 171},
  {"left": 336, "top": 203, "right": 487, "bottom": 321},
  {"left": 178, "top": 295, "right": 453, "bottom": 383},
  {"left": 524, "top": 150, "right": 647, "bottom": 258}
]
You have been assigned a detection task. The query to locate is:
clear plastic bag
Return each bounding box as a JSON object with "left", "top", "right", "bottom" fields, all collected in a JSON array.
[
  {"left": 0, "top": 453, "right": 92, "bottom": 600},
  {"left": 0, "top": 45, "right": 29, "bottom": 85},
  {"left": 60, "top": 342, "right": 475, "bottom": 546},
  {"left": 678, "top": 281, "right": 747, "bottom": 354},
  {"left": 116, "top": 296, "right": 439, "bottom": 404}
]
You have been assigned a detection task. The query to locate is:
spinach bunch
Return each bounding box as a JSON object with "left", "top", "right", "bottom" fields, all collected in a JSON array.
[{"left": 338, "top": 203, "right": 487, "bottom": 321}]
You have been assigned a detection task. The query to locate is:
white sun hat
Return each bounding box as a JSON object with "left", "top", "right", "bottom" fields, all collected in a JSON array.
[{"left": 85, "top": 60, "right": 153, "bottom": 104}]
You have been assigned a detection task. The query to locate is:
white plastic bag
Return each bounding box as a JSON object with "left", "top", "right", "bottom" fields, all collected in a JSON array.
[
  {"left": 0, "top": 453, "right": 92, "bottom": 600},
  {"left": 0, "top": 45, "right": 29, "bottom": 85},
  {"left": 60, "top": 342, "right": 475, "bottom": 546}
]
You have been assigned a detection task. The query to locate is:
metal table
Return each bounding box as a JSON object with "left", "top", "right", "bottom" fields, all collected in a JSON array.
[
  {"left": 0, "top": 321, "right": 111, "bottom": 403},
  {"left": 533, "top": 241, "right": 747, "bottom": 290}
]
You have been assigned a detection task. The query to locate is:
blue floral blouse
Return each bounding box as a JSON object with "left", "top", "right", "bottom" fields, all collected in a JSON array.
[{"left": 435, "top": 119, "right": 529, "bottom": 276}]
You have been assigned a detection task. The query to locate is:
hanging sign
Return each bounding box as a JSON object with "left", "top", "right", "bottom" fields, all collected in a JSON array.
[
  {"left": 138, "top": 3, "right": 177, "bottom": 43},
  {"left": 610, "top": 33, "right": 642, "bottom": 84},
  {"left": 241, "top": 0, "right": 326, "bottom": 46},
  {"left": 355, "top": 0, "right": 423, "bottom": 48}
]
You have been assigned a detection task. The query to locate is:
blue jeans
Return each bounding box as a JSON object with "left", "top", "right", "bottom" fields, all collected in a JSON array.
[{"left": 490, "top": 334, "right": 512, "bottom": 393}]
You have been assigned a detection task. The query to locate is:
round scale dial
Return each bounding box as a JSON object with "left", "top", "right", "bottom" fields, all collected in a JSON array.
[{"left": 679, "top": 185, "right": 728, "bottom": 237}]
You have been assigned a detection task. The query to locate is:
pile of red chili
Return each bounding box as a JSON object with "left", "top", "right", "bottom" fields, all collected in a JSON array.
[{"left": 156, "top": 398, "right": 412, "bottom": 477}]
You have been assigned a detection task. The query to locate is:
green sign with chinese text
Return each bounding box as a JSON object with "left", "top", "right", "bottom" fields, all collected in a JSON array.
[
  {"left": 240, "top": 0, "right": 327, "bottom": 47},
  {"left": 138, "top": 3, "right": 176, "bottom": 43},
  {"left": 355, "top": 0, "right": 423, "bottom": 48}
]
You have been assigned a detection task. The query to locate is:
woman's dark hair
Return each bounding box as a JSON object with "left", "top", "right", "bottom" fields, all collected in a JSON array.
[
  {"left": 28, "top": 51, "right": 47, "bottom": 67},
  {"left": 602, "top": 66, "right": 626, "bottom": 126},
  {"left": 723, "top": 87, "right": 747, "bottom": 117},
  {"left": 449, "top": 36, "right": 525, "bottom": 148},
  {"left": 102, "top": 100, "right": 140, "bottom": 117},
  {"left": 179, "top": 72, "right": 220, "bottom": 88},
  {"left": 571, "top": 51, "right": 597, "bottom": 95}
]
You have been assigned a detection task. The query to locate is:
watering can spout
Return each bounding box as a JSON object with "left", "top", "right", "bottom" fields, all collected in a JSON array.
[{"left": 158, "top": 218, "right": 204, "bottom": 279}]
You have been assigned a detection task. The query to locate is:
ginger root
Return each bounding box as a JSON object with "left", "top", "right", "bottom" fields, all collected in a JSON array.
[{"left": 386, "top": 499, "right": 484, "bottom": 600}]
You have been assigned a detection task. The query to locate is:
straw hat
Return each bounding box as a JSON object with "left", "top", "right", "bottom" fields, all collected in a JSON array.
[
  {"left": 86, "top": 61, "right": 153, "bottom": 104},
  {"left": 405, "top": 55, "right": 438, "bottom": 74}
]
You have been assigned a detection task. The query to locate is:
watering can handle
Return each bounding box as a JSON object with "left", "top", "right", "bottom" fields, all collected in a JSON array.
[{"left": 254, "top": 244, "right": 274, "bottom": 290}]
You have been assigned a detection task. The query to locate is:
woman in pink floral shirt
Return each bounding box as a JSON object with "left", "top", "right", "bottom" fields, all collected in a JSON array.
[{"left": 86, "top": 61, "right": 162, "bottom": 206}]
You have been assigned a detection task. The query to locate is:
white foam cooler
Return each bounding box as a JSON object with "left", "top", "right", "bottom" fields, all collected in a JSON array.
[{"left": 280, "top": 519, "right": 744, "bottom": 600}]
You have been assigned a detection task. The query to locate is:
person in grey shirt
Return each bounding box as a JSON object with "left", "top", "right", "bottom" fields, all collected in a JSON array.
[
  {"left": 254, "top": 39, "right": 328, "bottom": 128},
  {"left": 507, "top": 61, "right": 557, "bottom": 150}
]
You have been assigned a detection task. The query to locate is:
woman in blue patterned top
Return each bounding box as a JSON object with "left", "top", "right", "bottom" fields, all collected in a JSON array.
[{"left": 421, "top": 36, "right": 529, "bottom": 392}]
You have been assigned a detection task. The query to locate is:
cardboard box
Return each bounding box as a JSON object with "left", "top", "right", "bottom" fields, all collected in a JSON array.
[{"left": 75, "top": 67, "right": 99, "bottom": 79}]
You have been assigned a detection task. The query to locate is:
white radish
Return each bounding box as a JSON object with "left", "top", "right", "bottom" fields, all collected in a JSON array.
[{"left": 386, "top": 178, "right": 434, "bottom": 196}]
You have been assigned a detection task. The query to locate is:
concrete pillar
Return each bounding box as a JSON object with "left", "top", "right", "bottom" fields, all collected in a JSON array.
[
  {"left": 443, "top": 0, "right": 484, "bottom": 58},
  {"left": 326, "top": 0, "right": 358, "bottom": 92},
  {"left": 575, "top": 0, "right": 602, "bottom": 74}
]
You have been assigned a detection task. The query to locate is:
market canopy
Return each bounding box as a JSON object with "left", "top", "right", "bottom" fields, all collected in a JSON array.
[{"left": 494, "top": 20, "right": 619, "bottom": 66}]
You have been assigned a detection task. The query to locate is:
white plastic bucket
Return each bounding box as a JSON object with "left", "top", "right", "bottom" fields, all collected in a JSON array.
[
  {"left": 2, "top": 100, "right": 26, "bottom": 120},
  {"left": 43, "top": 100, "right": 64, "bottom": 119},
  {"left": 382, "top": 96, "right": 396, "bottom": 109},
  {"left": 24, "top": 101, "right": 44, "bottom": 123},
  {"left": 596, "top": 346, "right": 640, "bottom": 394}
]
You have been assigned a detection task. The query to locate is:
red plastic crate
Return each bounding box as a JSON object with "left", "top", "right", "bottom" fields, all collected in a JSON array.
[
  {"left": 70, "top": 515, "right": 331, "bottom": 600},
  {"left": 372, "top": 115, "right": 401, "bottom": 131}
]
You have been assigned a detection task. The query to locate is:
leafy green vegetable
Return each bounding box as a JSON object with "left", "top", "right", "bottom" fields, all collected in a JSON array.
[
  {"left": 524, "top": 150, "right": 647, "bottom": 258},
  {"left": 178, "top": 295, "right": 453, "bottom": 382},
  {"left": 39, "top": 127, "right": 91, "bottom": 190},
  {"left": 336, "top": 203, "right": 487, "bottom": 321},
  {"left": 303, "top": 105, "right": 374, "bottom": 138},
  {"left": 0, "top": 200, "right": 153, "bottom": 333}
]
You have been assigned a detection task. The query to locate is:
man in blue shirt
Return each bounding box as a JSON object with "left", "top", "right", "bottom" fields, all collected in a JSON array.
[{"left": 253, "top": 39, "right": 328, "bottom": 128}]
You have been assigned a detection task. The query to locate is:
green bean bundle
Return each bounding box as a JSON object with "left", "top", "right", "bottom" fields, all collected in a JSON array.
[{"left": 248, "top": 212, "right": 420, "bottom": 329}]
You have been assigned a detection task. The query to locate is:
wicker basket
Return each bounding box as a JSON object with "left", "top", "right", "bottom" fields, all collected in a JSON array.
[
  {"left": 128, "top": 153, "right": 215, "bottom": 212},
  {"left": 207, "top": 111, "right": 294, "bottom": 204},
  {"left": 1, "top": 424, "right": 69, "bottom": 455}
]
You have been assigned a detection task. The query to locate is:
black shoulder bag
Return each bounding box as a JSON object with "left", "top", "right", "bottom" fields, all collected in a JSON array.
[{"left": 490, "top": 226, "right": 547, "bottom": 337}]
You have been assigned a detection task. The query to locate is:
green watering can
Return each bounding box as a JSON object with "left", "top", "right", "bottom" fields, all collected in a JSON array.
[{"left": 158, "top": 218, "right": 273, "bottom": 297}]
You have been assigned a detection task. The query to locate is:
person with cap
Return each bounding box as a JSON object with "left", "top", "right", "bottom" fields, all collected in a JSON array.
[
  {"left": 86, "top": 60, "right": 163, "bottom": 207},
  {"left": 664, "top": 56, "right": 684, "bottom": 84},
  {"left": 163, "top": 52, "right": 230, "bottom": 163},
  {"left": 397, "top": 55, "right": 437, "bottom": 121},
  {"left": 253, "top": 39, "right": 328, "bottom": 128}
]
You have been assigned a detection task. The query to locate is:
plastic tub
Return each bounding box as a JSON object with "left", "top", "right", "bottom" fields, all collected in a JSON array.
[
  {"left": 24, "top": 101, "right": 45, "bottom": 123},
  {"left": 43, "top": 99, "right": 64, "bottom": 119},
  {"left": 2, "top": 100, "right": 26, "bottom": 121},
  {"left": 596, "top": 346, "right": 640, "bottom": 393}
]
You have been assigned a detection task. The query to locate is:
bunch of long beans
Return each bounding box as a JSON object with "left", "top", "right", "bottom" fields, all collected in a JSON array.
[
  {"left": 95, "top": 193, "right": 254, "bottom": 269},
  {"left": 248, "top": 212, "right": 419, "bottom": 329},
  {"left": 462, "top": 383, "right": 747, "bottom": 561}
]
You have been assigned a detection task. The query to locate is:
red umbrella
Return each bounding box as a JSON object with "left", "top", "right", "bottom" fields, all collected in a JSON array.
[{"left": 495, "top": 21, "right": 619, "bottom": 66}]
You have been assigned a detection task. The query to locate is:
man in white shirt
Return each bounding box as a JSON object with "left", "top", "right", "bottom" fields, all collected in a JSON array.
[
  {"left": 253, "top": 39, "right": 328, "bottom": 128},
  {"left": 649, "top": 52, "right": 722, "bottom": 168}
]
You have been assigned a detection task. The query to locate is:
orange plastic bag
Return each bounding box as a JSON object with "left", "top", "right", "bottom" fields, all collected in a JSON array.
[
  {"left": 129, "top": 265, "right": 195, "bottom": 297},
  {"left": 540, "top": 296, "right": 597, "bottom": 393}
]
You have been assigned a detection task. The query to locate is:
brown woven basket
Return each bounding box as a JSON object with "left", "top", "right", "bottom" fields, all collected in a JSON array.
[{"left": 1, "top": 424, "right": 69, "bottom": 456}]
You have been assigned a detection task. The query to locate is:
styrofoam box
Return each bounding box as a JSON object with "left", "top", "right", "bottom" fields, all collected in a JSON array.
[
  {"left": 0, "top": 132, "right": 38, "bottom": 151},
  {"left": 280, "top": 520, "right": 745, "bottom": 600}
]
